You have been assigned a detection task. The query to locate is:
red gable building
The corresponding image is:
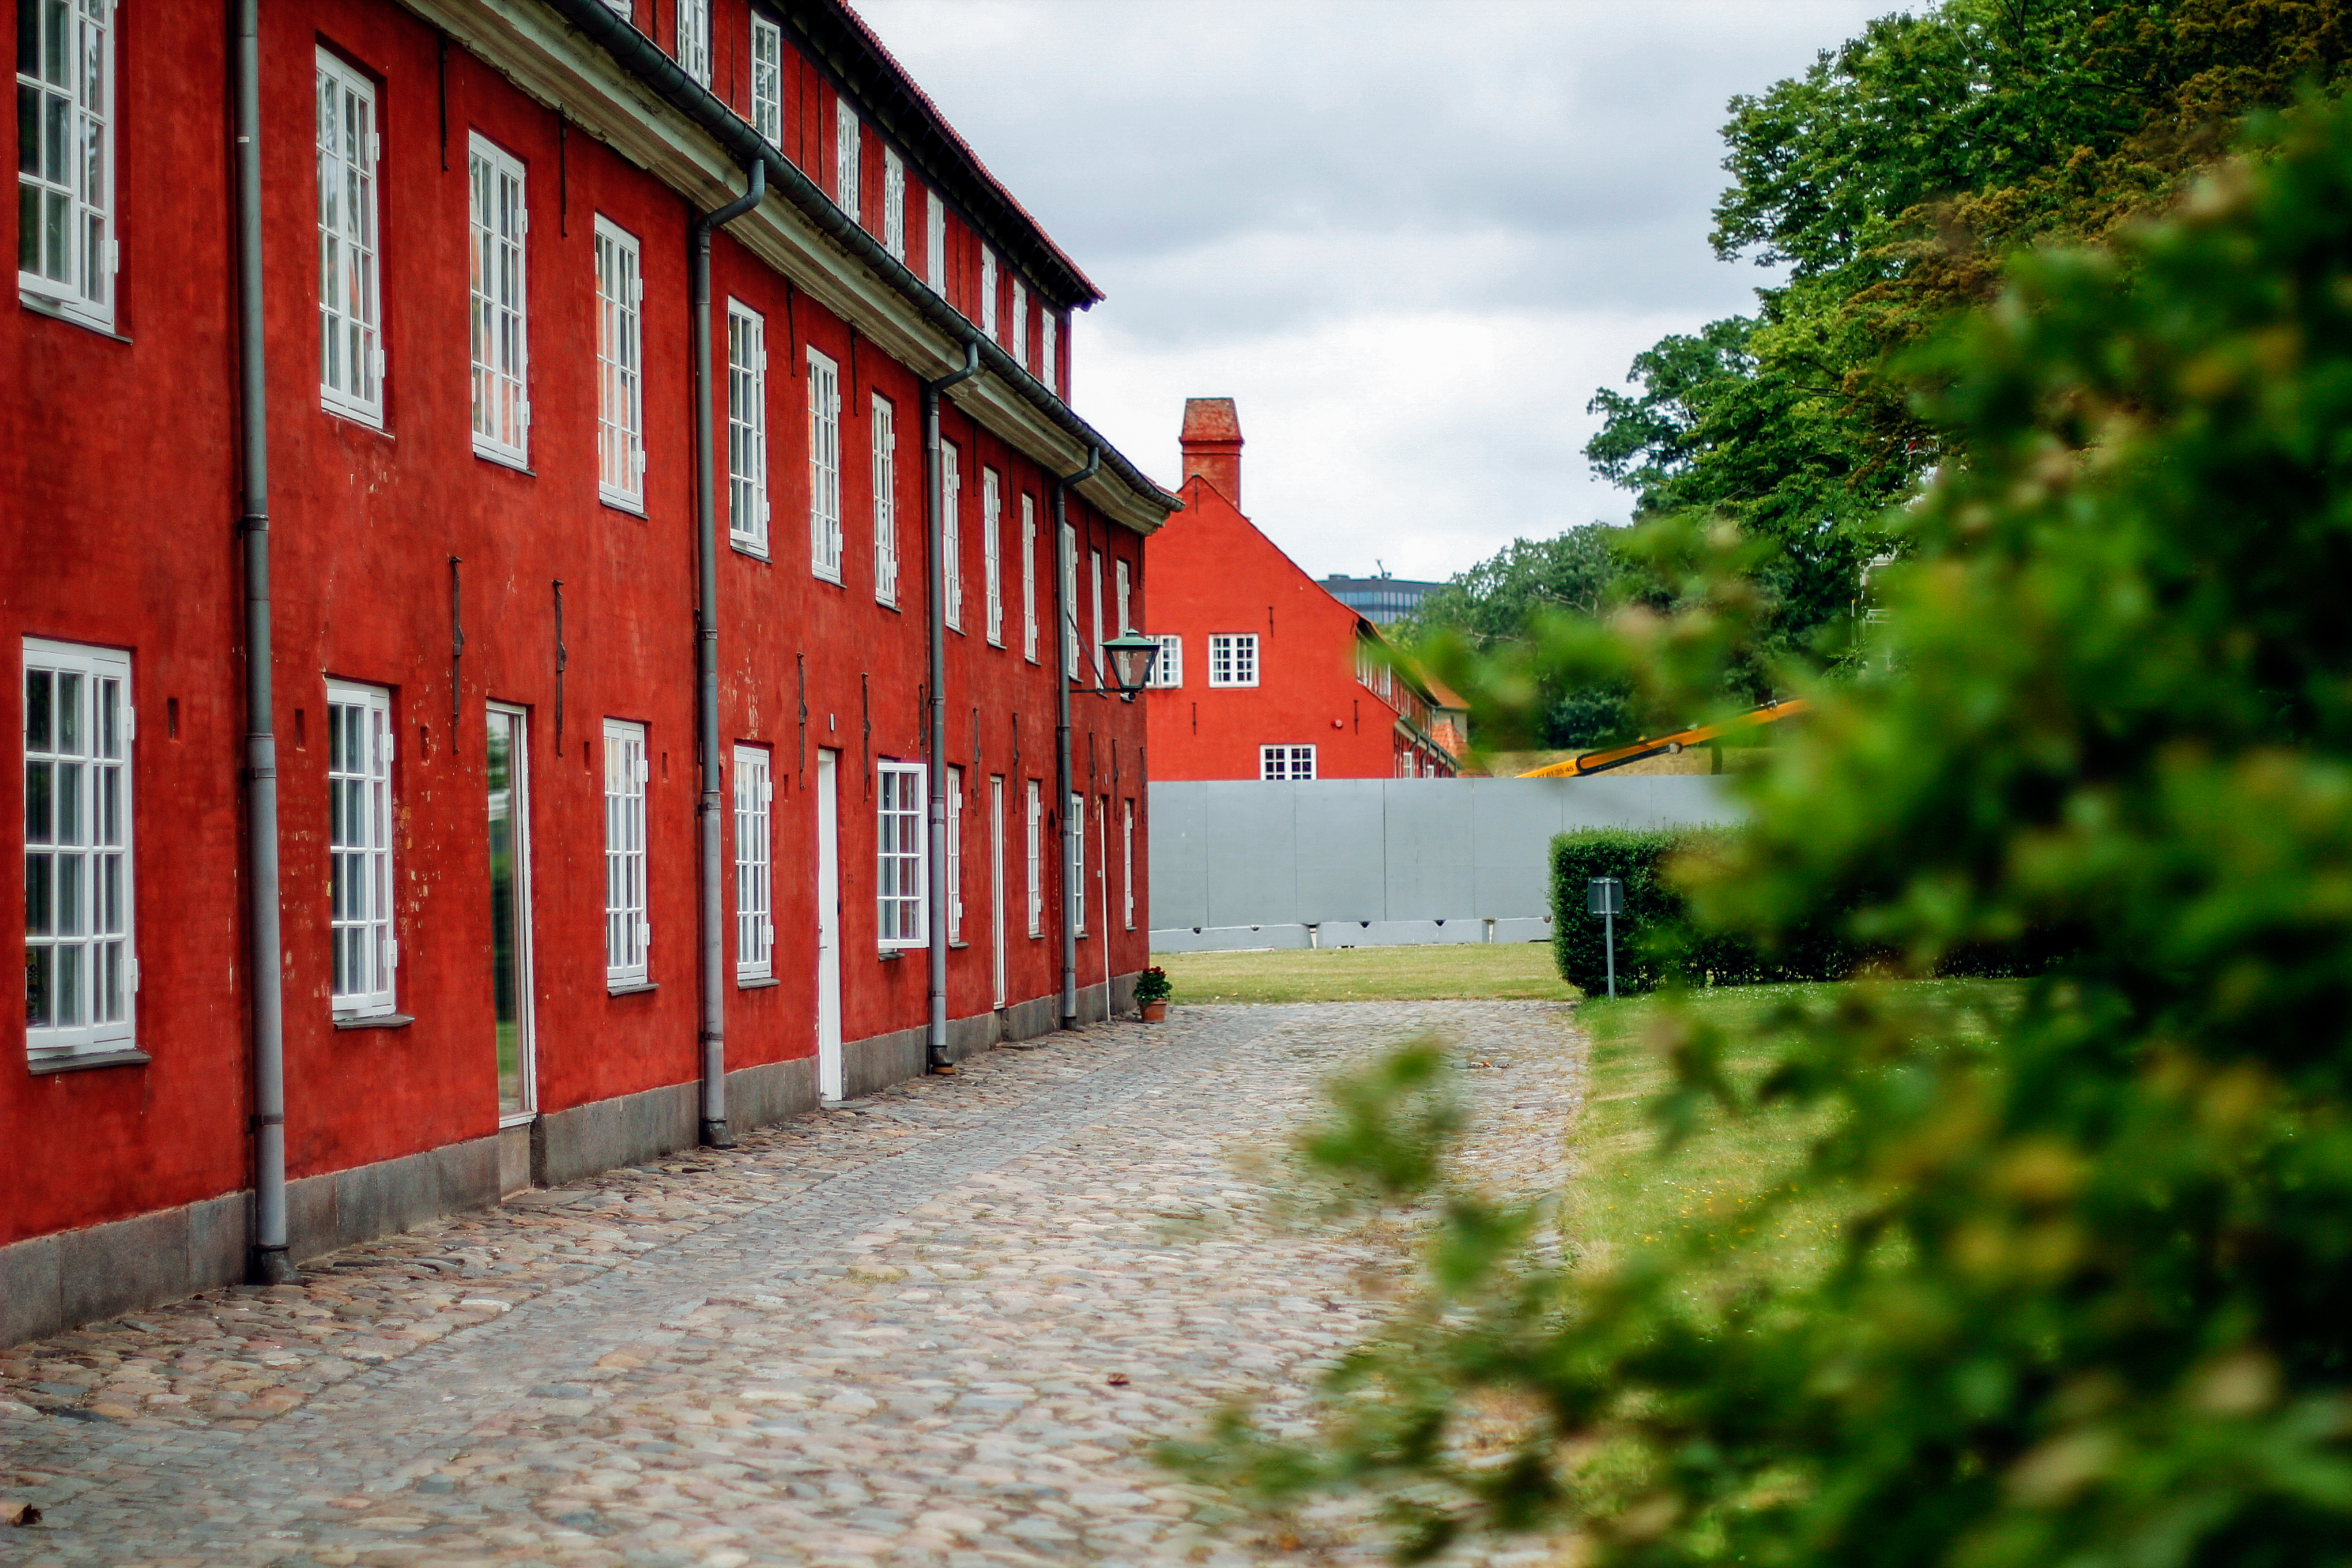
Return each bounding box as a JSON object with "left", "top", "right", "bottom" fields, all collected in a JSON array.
[
  {"left": 1142, "top": 400, "right": 1462, "bottom": 781},
  {"left": 3, "top": 0, "right": 1174, "bottom": 1342}
]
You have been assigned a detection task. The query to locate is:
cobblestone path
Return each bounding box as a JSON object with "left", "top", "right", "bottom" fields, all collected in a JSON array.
[{"left": 1, "top": 1001, "right": 1581, "bottom": 1567}]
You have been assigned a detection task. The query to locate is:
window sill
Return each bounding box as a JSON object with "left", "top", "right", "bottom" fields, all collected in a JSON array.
[
  {"left": 730, "top": 539, "right": 770, "bottom": 562},
  {"left": 600, "top": 491, "right": 647, "bottom": 517},
  {"left": 474, "top": 445, "right": 534, "bottom": 475},
  {"left": 607, "top": 980, "right": 659, "bottom": 996},
  {"left": 334, "top": 1011, "right": 414, "bottom": 1031},
  {"left": 27, "top": 1047, "right": 152, "bottom": 1075},
  {"left": 19, "top": 291, "right": 129, "bottom": 342},
  {"left": 737, "top": 974, "right": 781, "bottom": 989},
  {"left": 949, "top": 941, "right": 969, "bottom": 950},
  {"left": 814, "top": 570, "right": 845, "bottom": 589},
  {"left": 322, "top": 402, "right": 391, "bottom": 437}
]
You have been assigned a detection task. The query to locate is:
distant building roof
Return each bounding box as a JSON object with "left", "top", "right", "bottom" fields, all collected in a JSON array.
[{"left": 1322, "top": 574, "right": 1446, "bottom": 625}]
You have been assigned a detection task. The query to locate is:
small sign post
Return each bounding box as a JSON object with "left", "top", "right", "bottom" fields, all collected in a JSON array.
[{"left": 1586, "top": 876, "right": 1625, "bottom": 999}]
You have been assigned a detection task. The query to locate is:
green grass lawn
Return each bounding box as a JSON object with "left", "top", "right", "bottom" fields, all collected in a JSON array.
[{"left": 1158, "top": 941, "right": 1578, "bottom": 1005}]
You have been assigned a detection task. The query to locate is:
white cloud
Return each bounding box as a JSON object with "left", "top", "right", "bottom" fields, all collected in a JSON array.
[{"left": 856, "top": 0, "right": 1895, "bottom": 578}]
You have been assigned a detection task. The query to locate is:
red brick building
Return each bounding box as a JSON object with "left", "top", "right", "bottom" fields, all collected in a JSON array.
[
  {"left": 1141, "top": 400, "right": 1461, "bottom": 781},
  {"left": 2, "top": 0, "right": 1175, "bottom": 1343}
]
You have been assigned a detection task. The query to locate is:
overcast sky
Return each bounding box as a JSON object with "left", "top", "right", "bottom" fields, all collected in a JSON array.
[{"left": 858, "top": 0, "right": 1895, "bottom": 583}]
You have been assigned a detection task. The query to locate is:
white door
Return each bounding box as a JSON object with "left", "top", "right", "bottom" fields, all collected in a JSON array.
[
  {"left": 989, "top": 775, "right": 1007, "bottom": 1009},
  {"left": 487, "top": 704, "right": 536, "bottom": 1122},
  {"left": 815, "top": 749, "right": 844, "bottom": 1100}
]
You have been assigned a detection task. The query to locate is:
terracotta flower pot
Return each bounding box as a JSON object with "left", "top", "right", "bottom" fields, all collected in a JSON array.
[{"left": 1140, "top": 1000, "right": 1169, "bottom": 1022}]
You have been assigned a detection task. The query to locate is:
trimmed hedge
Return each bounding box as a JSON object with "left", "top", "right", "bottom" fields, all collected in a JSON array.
[{"left": 1548, "top": 827, "right": 1860, "bottom": 996}]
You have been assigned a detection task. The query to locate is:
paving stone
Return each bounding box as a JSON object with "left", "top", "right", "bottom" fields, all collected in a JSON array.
[{"left": 0, "top": 1002, "right": 1582, "bottom": 1565}]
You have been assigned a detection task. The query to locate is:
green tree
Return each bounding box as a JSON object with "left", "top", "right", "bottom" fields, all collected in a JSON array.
[{"left": 1171, "top": 96, "right": 2352, "bottom": 1566}]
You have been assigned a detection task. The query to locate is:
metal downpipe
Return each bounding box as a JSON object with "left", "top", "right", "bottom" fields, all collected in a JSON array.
[
  {"left": 691, "top": 158, "right": 764, "bottom": 1149},
  {"left": 233, "top": 0, "right": 293, "bottom": 1285},
  {"left": 924, "top": 342, "right": 981, "bottom": 1068},
  {"left": 1052, "top": 446, "right": 1099, "bottom": 1028}
]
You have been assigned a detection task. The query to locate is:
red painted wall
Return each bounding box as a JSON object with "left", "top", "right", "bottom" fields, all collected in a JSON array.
[
  {"left": 1142, "top": 412, "right": 1456, "bottom": 782},
  {"left": 0, "top": 0, "right": 1151, "bottom": 1247}
]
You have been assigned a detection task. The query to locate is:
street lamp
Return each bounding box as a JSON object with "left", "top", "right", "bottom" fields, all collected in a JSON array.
[{"left": 1098, "top": 630, "right": 1162, "bottom": 701}]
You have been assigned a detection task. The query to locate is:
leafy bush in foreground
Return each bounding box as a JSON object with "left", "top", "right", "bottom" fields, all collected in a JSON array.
[{"left": 1166, "top": 97, "right": 2352, "bottom": 1567}]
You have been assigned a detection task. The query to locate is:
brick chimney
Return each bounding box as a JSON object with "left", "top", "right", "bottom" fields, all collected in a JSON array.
[{"left": 1179, "top": 397, "right": 1243, "bottom": 508}]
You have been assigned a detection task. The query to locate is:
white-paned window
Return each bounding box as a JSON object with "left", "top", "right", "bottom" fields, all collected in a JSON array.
[
  {"left": 327, "top": 682, "right": 397, "bottom": 1018},
  {"left": 1261, "top": 745, "right": 1316, "bottom": 781},
  {"left": 676, "top": 0, "right": 709, "bottom": 84},
  {"left": 749, "top": 14, "right": 782, "bottom": 144},
  {"left": 877, "top": 761, "right": 926, "bottom": 948},
  {"left": 1021, "top": 495, "right": 1039, "bottom": 662},
  {"left": 1122, "top": 799, "right": 1134, "bottom": 930},
  {"left": 1208, "top": 634, "right": 1259, "bottom": 687},
  {"left": 1011, "top": 282, "right": 1028, "bottom": 371},
  {"left": 1090, "top": 549, "right": 1106, "bottom": 685},
  {"left": 1115, "top": 558, "right": 1131, "bottom": 634},
  {"left": 1070, "top": 791, "right": 1085, "bottom": 934},
  {"left": 469, "top": 137, "right": 529, "bottom": 466},
  {"left": 1060, "top": 523, "right": 1080, "bottom": 677},
  {"left": 733, "top": 745, "right": 773, "bottom": 981},
  {"left": 883, "top": 148, "right": 905, "bottom": 260},
  {"left": 807, "top": 347, "right": 842, "bottom": 579},
  {"left": 1042, "top": 311, "right": 1058, "bottom": 395},
  {"left": 316, "top": 51, "right": 382, "bottom": 424},
  {"left": 834, "top": 99, "right": 860, "bottom": 223},
  {"left": 604, "top": 719, "right": 649, "bottom": 984},
  {"left": 22, "top": 640, "right": 133, "bottom": 1062},
  {"left": 1024, "top": 779, "right": 1043, "bottom": 937},
  {"left": 924, "top": 190, "right": 945, "bottom": 295},
  {"left": 16, "top": 0, "right": 113, "bottom": 327},
  {"left": 595, "top": 218, "right": 645, "bottom": 508},
  {"left": 941, "top": 440, "right": 964, "bottom": 630},
  {"left": 1146, "top": 634, "right": 1182, "bottom": 689},
  {"left": 871, "top": 393, "right": 898, "bottom": 604},
  {"left": 728, "top": 301, "right": 768, "bottom": 553},
  {"left": 947, "top": 766, "right": 964, "bottom": 944},
  {"left": 979, "top": 246, "right": 998, "bottom": 340},
  {"left": 982, "top": 468, "right": 1003, "bottom": 646}
]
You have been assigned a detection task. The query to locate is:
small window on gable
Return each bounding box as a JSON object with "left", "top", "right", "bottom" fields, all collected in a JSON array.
[
  {"left": 1147, "top": 634, "right": 1182, "bottom": 688},
  {"left": 1260, "top": 745, "right": 1316, "bottom": 781},
  {"left": 1208, "top": 634, "right": 1258, "bottom": 688},
  {"left": 750, "top": 15, "right": 783, "bottom": 144}
]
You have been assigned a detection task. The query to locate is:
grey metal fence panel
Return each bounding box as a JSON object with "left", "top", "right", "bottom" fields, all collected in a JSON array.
[
  {"left": 1147, "top": 781, "right": 1210, "bottom": 932},
  {"left": 1382, "top": 781, "right": 1477, "bottom": 920},
  {"left": 1470, "top": 778, "right": 1569, "bottom": 917},
  {"left": 1294, "top": 779, "right": 1388, "bottom": 924},
  {"left": 1201, "top": 781, "right": 1301, "bottom": 928}
]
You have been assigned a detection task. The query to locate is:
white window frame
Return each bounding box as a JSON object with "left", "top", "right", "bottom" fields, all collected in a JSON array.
[
  {"left": 1115, "top": 558, "right": 1131, "bottom": 634},
  {"left": 1123, "top": 798, "right": 1135, "bottom": 930},
  {"left": 979, "top": 246, "right": 998, "bottom": 340},
  {"left": 1146, "top": 634, "right": 1183, "bottom": 689},
  {"left": 834, "top": 100, "right": 860, "bottom": 224},
  {"left": 1024, "top": 779, "right": 1043, "bottom": 937},
  {"left": 807, "top": 346, "right": 843, "bottom": 581},
  {"left": 1021, "top": 495, "right": 1040, "bottom": 662},
  {"left": 925, "top": 190, "right": 945, "bottom": 295},
  {"left": 941, "top": 439, "right": 964, "bottom": 630},
  {"left": 327, "top": 681, "right": 397, "bottom": 1019},
  {"left": 16, "top": 0, "right": 114, "bottom": 328},
  {"left": 1011, "top": 282, "right": 1028, "bottom": 371},
  {"left": 22, "top": 639, "right": 133, "bottom": 1062},
  {"left": 733, "top": 745, "right": 773, "bottom": 981},
  {"left": 1042, "top": 310, "right": 1058, "bottom": 396},
  {"left": 872, "top": 393, "right": 898, "bottom": 604},
  {"left": 877, "top": 760, "right": 926, "bottom": 949},
  {"left": 1261, "top": 745, "right": 1317, "bottom": 782},
  {"left": 749, "top": 14, "right": 783, "bottom": 145},
  {"left": 595, "top": 218, "right": 646, "bottom": 509},
  {"left": 728, "top": 300, "right": 769, "bottom": 554},
  {"left": 982, "top": 468, "right": 1004, "bottom": 646},
  {"left": 883, "top": 147, "right": 905, "bottom": 261},
  {"left": 1070, "top": 790, "right": 1085, "bottom": 935},
  {"left": 1090, "top": 549, "right": 1106, "bottom": 685},
  {"left": 316, "top": 50, "right": 383, "bottom": 425},
  {"left": 1209, "top": 633, "right": 1260, "bottom": 688},
  {"left": 947, "top": 766, "right": 964, "bottom": 944},
  {"left": 1061, "top": 522, "right": 1080, "bottom": 678},
  {"left": 676, "top": 0, "right": 710, "bottom": 84},
  {"left": 604, "top": 719, "right": 650, "bottom": 985},
  {"left": 468, "top": 135, "right": 530, "bottom": 467}
]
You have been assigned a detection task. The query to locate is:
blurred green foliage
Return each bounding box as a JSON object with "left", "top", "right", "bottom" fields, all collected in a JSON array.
[{"left": 1164, "top": 94, "right": 2352, "bottom": 1567}]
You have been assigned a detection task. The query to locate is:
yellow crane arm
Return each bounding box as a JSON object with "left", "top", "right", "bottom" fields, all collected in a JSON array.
[{"left": 1518, "top": 697, "right": 1813, "bottom": 778}]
